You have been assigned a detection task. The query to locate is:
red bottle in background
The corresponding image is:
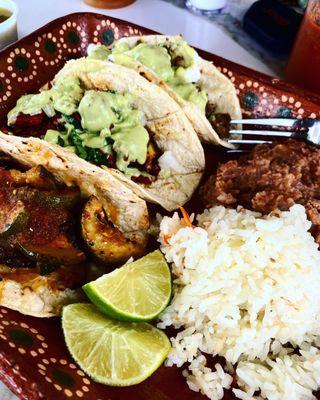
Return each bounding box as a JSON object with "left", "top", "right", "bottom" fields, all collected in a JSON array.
[
  {"left": 83, "top": 0, "right": 135, "bottom": 8},
  {"left": 285, "top": 0, "right": 320, "bottom": 94}
]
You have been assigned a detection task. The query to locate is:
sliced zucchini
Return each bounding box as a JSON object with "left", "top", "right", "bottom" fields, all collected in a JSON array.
[
  {"left": 18, "top": 234, "right": 85, "bottom": 265},
  {"left": 15, "top": 187, "right": 80, "bottom": 208},
  {"left": 39, "top": 263, "right": 57, "bottom": 276},
  {"left": 0, "top": 154, "right": 20, "bottom": 169},
  {"left": 81, "top": 196, "right": 146, "bottom": 266},
  {"left": 38, "top": 187, "right": 80, "bottom": 208},
  {"left": 10, "top": 166, "right": 58, "bottom": 190},
  {"left": 0, "top": 201, "right": 29, "bottom": 238}
]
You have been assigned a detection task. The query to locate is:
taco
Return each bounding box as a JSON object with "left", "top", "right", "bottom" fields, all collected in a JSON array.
[
  {"left": 0, "top": 133, "right": 149, "bottom": 317},
  {"left": 87, "top": 35, "right": 242, "bottom": 148},
  {"left": 7, "top": 58, "right": 205, "bottom": 212}
]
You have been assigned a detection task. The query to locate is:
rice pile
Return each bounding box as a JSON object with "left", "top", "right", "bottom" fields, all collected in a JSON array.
[{"left": 158, "top": 205, "right": 320, "bottom": 400}]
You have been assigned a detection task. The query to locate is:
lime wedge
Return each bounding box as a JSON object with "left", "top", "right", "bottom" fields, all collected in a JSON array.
[
  {"left": 62, "top": 303, "right": 171, "bottom": 386},
  {"left": 83, "top": 250, "right": 171, "bottom": 322}
]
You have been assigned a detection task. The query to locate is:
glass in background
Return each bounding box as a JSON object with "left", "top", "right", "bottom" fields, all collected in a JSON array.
[
  {"left": 83, "top": 0, "right": 135, "bottom": 9},
  {"left": 0, "top": 0, "right": 18, "bottom": 50},
  {"left": 285, "top": 0, "right": 320, "bottom": 94},
  {"left": 185, "top": 0, "right": 227, "bottom": 16}
]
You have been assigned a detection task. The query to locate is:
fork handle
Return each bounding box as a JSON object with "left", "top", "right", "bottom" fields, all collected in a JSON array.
[{"left": 295, "top": 118, "right": 317, "bottom": 130}]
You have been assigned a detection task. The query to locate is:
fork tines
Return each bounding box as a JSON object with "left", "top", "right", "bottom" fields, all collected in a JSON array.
[
  {"left": 231, "top": 118, "right": 298, "bottom": 127},
  {"left": 227, "top": 118, "right": 303, "bottom": 148},
  {"left": 226, "top": 118, "right": 304, "bottom": 153}
]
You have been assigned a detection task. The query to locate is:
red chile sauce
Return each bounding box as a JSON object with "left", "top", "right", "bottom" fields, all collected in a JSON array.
[{"left": 0, "top": 169, "right": 73, "bottom": 268}]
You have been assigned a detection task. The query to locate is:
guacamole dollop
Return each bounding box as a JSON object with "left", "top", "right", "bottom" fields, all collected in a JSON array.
[
  {"left": 7, "top": 75, "right": 83, "bottom": 126},
  {"left": 78, "top": 91, "right": 121, "bottom": 132},
  {"left": 168, "top": 78, "right": 208, "bottom": 114},
  {"left": 7, "top": 91, "right": 52, "bottom": 125},
  {"left": 8, "top": 72, "right": 151, "bottom": 178},
  {"left": 42, "top": 89, "right": 150, "bottom": 177},
  {"left": 51, "top": 76, "right": 83, "bottom": 115},
  {"left": 114, "top": 43, "right": 174, "bottom": 82},
  {"left": 87, "top": 44, "right": 111, "bottom": 60},
  {"left": 108, "top": 39, "right": 208, "bottom": 114},
  {"left": 77, "top": 90, "right": 149, "bottom": 174}
]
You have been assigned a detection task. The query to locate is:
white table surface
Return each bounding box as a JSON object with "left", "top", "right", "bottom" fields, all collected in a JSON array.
[
  {"left": 0, "top": 0, "right": 274, "bottom": 398},
  {"left": 14, "top": 0, "right": 274, "bottom": 76}
]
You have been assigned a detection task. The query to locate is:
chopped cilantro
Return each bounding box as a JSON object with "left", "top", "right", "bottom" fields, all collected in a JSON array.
[
  {"left": 62, "top": 114, "right": 82, "bottom": 130},
  {"left": 86, "top": 148, "right": 112, "bottom": 166},
  {"left": 111, "top": 106, "right": 122, "bottom": 120},
  {"left": 54, "top": 114, "right": 115, "bottom": 167},
  {"left": 57, "top": 136, "right": 65, "bottom": 147},
  {"left": 68, "top": 130, "right": 87, "bottom": 159},
  {"left": 67, "top": 129, "right": 113, "bottom": 166}
]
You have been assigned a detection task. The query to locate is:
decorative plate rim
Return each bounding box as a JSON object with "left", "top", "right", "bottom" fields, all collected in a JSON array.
[{"left": 1, "top": 12, "right": 320, "bottom": 106}]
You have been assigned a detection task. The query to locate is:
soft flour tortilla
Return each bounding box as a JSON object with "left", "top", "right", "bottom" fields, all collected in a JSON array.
[
  {"left": 0, "top": 133, "right": 149, "bottom": 317},
  {"left": 0, "top": 134, "right": 149, "bottom": 241},
  {"left": 54, "top": 58, "right": 205, "bottom": 212},
  {"left": 109, "top": 35, "right": 242, "bottom": 148},
  {"left": 0, "top": 270, "right": 82, "bottom": 318}
]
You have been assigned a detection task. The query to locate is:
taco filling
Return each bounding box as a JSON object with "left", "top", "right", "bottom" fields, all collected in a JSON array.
[
  {"left": 0, "top": 145, "right": 149, "bottom": 317},
  {"left": 7, "top": 78, "right": 161, "bottom": 185},
  {"left": 87, "top": 39, "right": 231, "bottom": 138},
  {"left": 0, "top": 162, "right": 86, "bottom": 288},
  {"left": 6, "top": 58, "right": 205, "bottom": 212}
]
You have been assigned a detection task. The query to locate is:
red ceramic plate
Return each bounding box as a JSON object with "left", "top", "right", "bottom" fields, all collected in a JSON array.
[{"left": 0, "top": 12, "right": 319, "bottom": 400}]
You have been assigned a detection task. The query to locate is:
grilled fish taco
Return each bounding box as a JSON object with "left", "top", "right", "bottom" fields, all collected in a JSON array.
[
  {"left": 0, "top": 133, "right": 149, "bottom": 317},
  {"left": 87, "top": 35, "right": 242, "bottom": 148},
  {"left": 7, "top": 58, "right": 205, "bottom": 212}
]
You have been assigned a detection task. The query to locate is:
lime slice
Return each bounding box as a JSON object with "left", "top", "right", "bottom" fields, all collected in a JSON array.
[
  {"left": 83, "top": 250, "right": 171, "bottom": 322},
  {"left": 62, "top": 303, "right": 171, "bottom": 386}
]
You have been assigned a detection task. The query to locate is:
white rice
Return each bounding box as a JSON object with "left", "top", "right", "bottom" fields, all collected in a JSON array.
[{"left": 158, "top": 205, "right": 320, "bottom": 400}]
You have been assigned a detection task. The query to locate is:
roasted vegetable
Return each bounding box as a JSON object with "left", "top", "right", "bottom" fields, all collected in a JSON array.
[
  {"left": 0, "top": 154, "right": 20, "bottom": 169},
  {"left": 10, "top": 166, "right": 58, "bottom": 190},
  {"left": 0, "top": 201, "right": 29, "bottom": 238},
  {"left": 81, "top": 196, "right": 146, "bottom": 265},
  {"left": 144, "top": 141, "right": 160, "bottom": 176},
  {"left": 39, "top": 263, "right": 57, "bottom": 276},
  {"left": 68, "top": 129, "right": 115, "bottom": 167},
  {"left": 207, "top": 113, "right": 231, "bottom": 139},
  {"left": 14, "top": 112, "right": 45, "bottom": 127},
  {"left": 15, "top": 186, "right": 80, "bottom": 208},
  {"left": 18, "top": 234, "right": 85, "bottom": 265}
]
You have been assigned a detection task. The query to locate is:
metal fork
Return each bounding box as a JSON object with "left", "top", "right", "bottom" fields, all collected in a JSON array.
[{"left": 227, "top": 118, "right": 320, "bottom": 149}]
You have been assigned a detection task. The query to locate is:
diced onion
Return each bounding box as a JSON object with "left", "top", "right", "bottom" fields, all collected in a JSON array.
[
  {"left": 42, "top": 104, "right": 55, "bottom": 118},
  {"left": 158, "top": 151, "right": 185, "bottom": 174}
]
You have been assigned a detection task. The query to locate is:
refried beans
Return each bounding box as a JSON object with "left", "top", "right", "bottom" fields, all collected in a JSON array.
[{"left": 200, "top": 139, "right": 320, "bottom": 243}]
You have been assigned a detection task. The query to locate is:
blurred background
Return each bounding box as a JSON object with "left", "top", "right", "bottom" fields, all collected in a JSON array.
[
  {"left": 165, "top": 0, "right": 316, "bottom": 91},
  {"left": 84, "top": 0, "right": 320, "bottom": 93},
  {"left": 3, "top": 0, "right": 317, "bottom": 94},
  {"left": 80, "top": 0, "right": 313, "bottom": 83}
]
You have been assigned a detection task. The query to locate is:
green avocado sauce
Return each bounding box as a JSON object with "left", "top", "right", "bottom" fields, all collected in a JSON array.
[
  {"left": 86, "top": 40, "right": 208, "bottom": 113},
  {"left": 77, "top": 90, "right": 149, "bottom": 175},
  {"left": 8, "top": 74, "right": 151, "bottom": 179},
  {"left": 51, "top": 76, "right": 83, "bottom": 115},
  {"left": 115, "top": 43, "right": 175, "bottom": 82},
  {"left": 108, "top": 39, "right": 208, "bottom": 114},
  {"left": 7, "top": 91, "right": 52, "bottom": 125},
  {"left": 87, "top": 44, "right": 111, "bottom": 61},
  {"left": 78, "top": 90, "right": 120, "bottom": 132},
  {"left": 7, "top": 75, "right": 83, "bottom": 125},
  {"left": 167, "top": 77, "right": 207, "bottom": 114}
]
